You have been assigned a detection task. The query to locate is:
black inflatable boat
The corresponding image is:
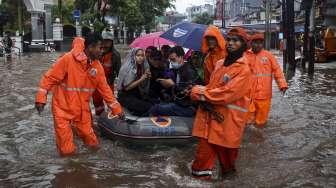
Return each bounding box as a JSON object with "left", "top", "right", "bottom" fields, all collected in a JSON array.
[{"left": 97, "top": 111, "right": 195, "bottom": 144}]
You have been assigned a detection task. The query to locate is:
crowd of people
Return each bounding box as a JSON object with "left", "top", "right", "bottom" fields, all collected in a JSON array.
[{"left": 34, "top": 25, "right": 288, "bottom": 180}]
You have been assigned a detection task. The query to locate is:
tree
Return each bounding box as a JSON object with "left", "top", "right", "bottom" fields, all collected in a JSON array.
[
  {"left": 71, "top": 0, "right": 174, "bottom": 39},
  {"left": 0, "top": 0, "right": 31, "bottom": 36},
  {"left": 139, "top": 0, "right": 175, "bottom": 33},
  {"left": 193, "top": 12, "right": 214, "bottom": 25},
  {"left": 0, "top": 6, "right": 11, "bottom": 36},
  {"left": 52, "top": 0, "right": 75, "bottom": 25}
]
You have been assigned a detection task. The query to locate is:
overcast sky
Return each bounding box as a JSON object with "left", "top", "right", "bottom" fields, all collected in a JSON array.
[{"left": 171, "top": 0, "right": 215, "bottom": 13}]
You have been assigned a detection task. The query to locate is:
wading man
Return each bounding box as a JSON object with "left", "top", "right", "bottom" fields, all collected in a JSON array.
[
  {"left": 247, "top": 33, "right": 288, "bottom": 128},
  {"left": 35, "top": 33, "right": 124, "bottom": 156},
  {"left": 190, "top": 28, "right": 252, "bottom": 180}
]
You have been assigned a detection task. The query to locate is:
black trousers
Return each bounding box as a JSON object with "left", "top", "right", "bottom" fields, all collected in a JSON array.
[{"left": 118, "top": 92, "right": 154, "bottom": 116}]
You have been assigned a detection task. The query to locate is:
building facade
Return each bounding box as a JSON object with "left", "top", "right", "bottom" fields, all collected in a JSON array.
[{"left": 186, "top": 4, "right": 214, "bottom": 21}]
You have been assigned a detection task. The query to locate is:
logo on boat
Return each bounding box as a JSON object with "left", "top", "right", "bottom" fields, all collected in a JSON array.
[
  {"left": 151, "top": 116, "right": 172, "bottom": 127},
  {"left": 173, "top": 28, "right": 188, "bottom": 38}
]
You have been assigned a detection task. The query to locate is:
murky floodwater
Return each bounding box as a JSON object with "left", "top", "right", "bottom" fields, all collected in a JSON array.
[{"left": 0, "top": 51, "right": 335, "bottom": 187}]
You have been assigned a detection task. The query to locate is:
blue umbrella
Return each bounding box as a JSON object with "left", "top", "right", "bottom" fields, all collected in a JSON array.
[{"left": 160, "top": 22, "right": 208, "bottom": 51}]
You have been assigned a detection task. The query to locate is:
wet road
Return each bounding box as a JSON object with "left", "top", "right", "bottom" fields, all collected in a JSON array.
[{"left": 0, "top": 52, "right": 335, "bottom": 187}]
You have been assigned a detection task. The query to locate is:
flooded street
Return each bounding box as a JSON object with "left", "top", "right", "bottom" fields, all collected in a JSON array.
[{"left": 0, "top": 51, "right": 335, "bottom": 187}]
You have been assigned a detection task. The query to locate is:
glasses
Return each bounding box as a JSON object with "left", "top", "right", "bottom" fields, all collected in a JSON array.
[{"left": 227, "top": 37, "right": 240, "bottom": 42}]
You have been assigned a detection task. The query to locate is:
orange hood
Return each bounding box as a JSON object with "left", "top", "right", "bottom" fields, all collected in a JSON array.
[
  {"left": 71, "top": 37, "right": 87, "bottom": 62},
  {"left": 201, "top": 25, "right": 226, "bottom": 54}
]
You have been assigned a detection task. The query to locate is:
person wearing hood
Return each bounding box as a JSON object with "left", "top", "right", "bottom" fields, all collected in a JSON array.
[
  {"left": 92, "top": 31, "right": 121, "bottom": 116},
  {"left": 202, "top": 25, "right": 227, "bottom": 84},
  {"left": 117, "top": 48, "right": 153, "bottom": 116},
  {"left": 247, "top": 33, "right": 288, "bottom": 128},
  {"left": 35, "top": 33, "right": 124, "bottom": 156},
  {"left": 190, "top": 28, "right": 252, "bottom": 180}
]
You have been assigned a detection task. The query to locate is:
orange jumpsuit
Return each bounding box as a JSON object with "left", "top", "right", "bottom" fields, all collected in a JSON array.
[
  {"left": 92, "top": 52, "right": 114, "bottom": 115},
  {"left": 35, "top": 37, "right": 122, "bottom": 156},
  {"left": 201, "top": 25, "right": 227, "bottom": 85},
  {"left": 190, "top": 55, "right": 252, "bottom": 178},
  {"left": 247, "top": 49, "right": 288, "bottom": 127}
]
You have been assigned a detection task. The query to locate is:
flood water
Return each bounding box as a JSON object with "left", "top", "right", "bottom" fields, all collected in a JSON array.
[{"left": 0, "top": 51, "right": 335, "bottom": 187}]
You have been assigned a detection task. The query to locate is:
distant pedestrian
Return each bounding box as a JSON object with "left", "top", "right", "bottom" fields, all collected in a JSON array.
[{"left": 2, "top": 31, "right": 13, "bottom": 57}]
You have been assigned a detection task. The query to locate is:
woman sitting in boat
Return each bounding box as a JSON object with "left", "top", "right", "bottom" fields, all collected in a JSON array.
[{"left": 117, "top": 48, "right": 154, "bottom": 116}]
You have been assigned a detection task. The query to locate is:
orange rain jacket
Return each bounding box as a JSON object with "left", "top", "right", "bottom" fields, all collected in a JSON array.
[
  {"left": 201, "top": 25, "right": 227, "bottom": 84},
  {"left": 100, "top": 52, "right": 114, "bottom": 86},
  {"left": 92, "top": 52, "right": 115, "bottom": 115},
  {"left": 190, "top": 55, "right": 252, "bottom": 148},
  {"left": 102, "top": 53, "right": 113, "bottom": 73},
  {"left": 35, "top": 37, "right": 122, "bottom": 121},
  {"left": 247, "top": 49, "right": 288, "bottom": 100}
]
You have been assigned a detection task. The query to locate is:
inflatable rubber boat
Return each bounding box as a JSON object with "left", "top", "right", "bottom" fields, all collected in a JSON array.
[{"left": 97, "top": 110, "right": 195, "bottom": 144}]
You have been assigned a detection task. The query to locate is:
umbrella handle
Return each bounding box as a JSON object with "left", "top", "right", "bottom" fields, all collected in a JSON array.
[{"left": 153, "top": 38, "right": 159, "bottom": 48}]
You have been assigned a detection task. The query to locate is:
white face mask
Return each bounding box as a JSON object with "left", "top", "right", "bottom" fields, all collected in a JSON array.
[{"left": 170, "top": 59, "right": 183, "bottom": 69}]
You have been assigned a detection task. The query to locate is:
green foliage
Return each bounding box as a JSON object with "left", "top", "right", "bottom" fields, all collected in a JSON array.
[
  {"left": 0, "top": 0, "right": 21, "bottom": 33},
  {"left": 193, "top": 12, "right": 214, "bottom": 25},
  {"left": 73, "top": 0, "right": 107, "bottom": 32},
  {"left": 117, "top": 0, "right": 144, "bottom": 32},
  {"left": 0, "top": 3, "right": 12, "bottom": 26},
  {"left": 72, "top": 0, "right": 174, "bottom": 33},
  {"left": 52, "top": 1, "right": 75, "bottom": 25},
  {"left": 139, "top": 0, "right": 175, "bottom": 33}
]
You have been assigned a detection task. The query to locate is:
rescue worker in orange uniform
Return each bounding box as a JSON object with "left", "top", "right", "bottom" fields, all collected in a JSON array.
[
  {"left": 35, "top": 33, "right": 124, "bottom": 156},
  {"left": 92, "top": 31, "right": 121, "bottom": 115},
  {"left": 201, "top": 25, "right": 227, "bottom": 84},
  {"left": 190, "top": 28, "right": 252, "bottom": 179},
  {"left": 247, "top": 33, "right": 288, "bottom": 128}
]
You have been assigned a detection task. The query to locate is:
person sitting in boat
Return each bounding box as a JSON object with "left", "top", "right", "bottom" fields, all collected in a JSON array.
[
  {"left": 117, "top": 48, "right": 154, "bottom": 116},
  {"left": 160, "top": 45, "right": 171, "bottom": 67},
  {"left": 147, "top": 49, "right": 168, "bottom": 102},
  {"left": 148, "top": 48, "right": 205, "bottom": 117}
]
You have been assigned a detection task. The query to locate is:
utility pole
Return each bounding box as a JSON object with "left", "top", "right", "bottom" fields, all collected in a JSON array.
[
  {"left": 303, "top": 5, "right": 310, "bottom": 70},
  {"left": 282, "top": 0, "right": 287, "bottom": 72},
  {"left": 286, "top": 0, "right": 296, "bottom": 78},
  {"left": 222, "top": 0, "right": 226, "bottom": 28},
  {"left": 58, "top": 0, "right": 63, "bottom": 23},
  {"left": 308, "top": 0, "right": 315, "bottom": 75},
  {"left": 18, "top": 0, "right": 23, "bottom": 36},
  {"left": 265, "top": 0, "right": 271, "bottom": 50}
]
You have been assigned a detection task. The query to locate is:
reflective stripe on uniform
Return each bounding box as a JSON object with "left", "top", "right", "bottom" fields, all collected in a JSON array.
[
  {"left": 38, "top": 88, "right": 48, "bottom": 93},
  {"left": 255, "top": 73, "right": 272, "bottom": 77},
  {"left": 61, "top": 83, "right": 95, "bottom": 93},
  {"left": 226, "top": 104, "right": 248, "bottom": 112},
  {"left": 191, "top": 170, "right": 213, "bottom": 176}
]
